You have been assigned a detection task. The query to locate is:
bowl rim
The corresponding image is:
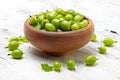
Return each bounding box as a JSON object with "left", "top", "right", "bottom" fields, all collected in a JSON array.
[{"left": 24, "top": 15, "right": 94, "bottom": 35}]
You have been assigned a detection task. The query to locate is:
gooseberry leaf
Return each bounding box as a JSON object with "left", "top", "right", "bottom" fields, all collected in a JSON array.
[{"left": 41, "top": 63, "right": 53, "bottom": 72}]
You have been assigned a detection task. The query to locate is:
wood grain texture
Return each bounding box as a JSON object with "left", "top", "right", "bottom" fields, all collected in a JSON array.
[
  {"left": 1, "top": 0, "right": 120, "bottom": 80},
  {"left": 24, "top": 16, "right": 94, "bottom": 56}
]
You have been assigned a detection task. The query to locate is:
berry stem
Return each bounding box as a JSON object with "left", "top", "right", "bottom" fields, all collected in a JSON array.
[
  {"left": 8, "top": 54, "right": 11, "bottom": 56},
  {"left": 5, "top": 46, "right": 8, "bottom": 48}
]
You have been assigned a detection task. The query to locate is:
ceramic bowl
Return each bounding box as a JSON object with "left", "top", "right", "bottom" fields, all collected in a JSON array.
[{"left": 24, "top": 16, "right": 94, "bottom": 56}]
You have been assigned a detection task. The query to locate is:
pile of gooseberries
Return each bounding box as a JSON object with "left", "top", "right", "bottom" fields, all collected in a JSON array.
[
  {"left": 6, "top": 34, "right": 116, "bottom": 72},
  {"left": 5, "top": 8, "right": 117, "bottom": 72},
  {"left": 41, "top": 59, "right": 76, "bottom": 72},
  {"left": 91, "top": 33, "right": 115, "bottom": 54},
  {"left": 29, "top": 8, "right": 89, "bottom": 32},
  {"left": 7, "top": 36, "right": 28, "bottom": 59}
]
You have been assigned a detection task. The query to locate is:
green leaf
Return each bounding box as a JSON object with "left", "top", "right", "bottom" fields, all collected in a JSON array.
[
  {"left": 18, "top": 36, "right": 28, "bottom": 43},
  {"left": 9, "top": 36, "right": 28, "bottom": 43},
  {"left": 41, "top": 63, "right": 53, "bottom": 72}
]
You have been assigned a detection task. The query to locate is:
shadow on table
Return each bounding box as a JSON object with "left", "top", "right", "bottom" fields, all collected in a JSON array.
[{"left": 28, "top": 45, "right": 97, "bottom": 66}]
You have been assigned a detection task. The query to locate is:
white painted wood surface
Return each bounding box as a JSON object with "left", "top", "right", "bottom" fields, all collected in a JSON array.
[{"left": 0, "top": 0, "right": 120, "bottom": 80}]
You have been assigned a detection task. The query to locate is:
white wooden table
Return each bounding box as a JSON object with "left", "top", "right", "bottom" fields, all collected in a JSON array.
[{"left": 0, "top": 0, "right": 120, "bottom": 80}]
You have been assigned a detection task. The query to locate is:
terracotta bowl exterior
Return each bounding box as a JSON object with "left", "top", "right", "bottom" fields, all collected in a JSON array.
[{"left": 24, "top": 16, "right": 94, "bottom": 56}]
